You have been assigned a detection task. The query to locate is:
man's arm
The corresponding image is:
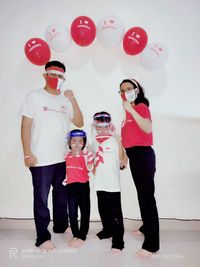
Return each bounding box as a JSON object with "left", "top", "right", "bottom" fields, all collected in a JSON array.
[
  {"left": 21, "top": 116, "right": 37, "bottom": 167},
  {"left": 64, "top": 90, "right": 84, "bottom": 127}
]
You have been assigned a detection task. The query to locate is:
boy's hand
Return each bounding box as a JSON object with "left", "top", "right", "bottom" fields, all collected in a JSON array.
[{"left": 119, "top": 156, "right": 128, "bottom": 170}]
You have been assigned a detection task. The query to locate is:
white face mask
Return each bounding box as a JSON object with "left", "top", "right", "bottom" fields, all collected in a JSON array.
[
  {"left": 57, "top": 78, "right": 64, "bottom": 91},
  {"left": 125, "top": 90, "right": 137, "bottom": 103}
]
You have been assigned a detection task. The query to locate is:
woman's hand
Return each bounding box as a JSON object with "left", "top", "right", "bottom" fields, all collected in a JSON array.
[{"left": 123, "top": 101, "right": 134, "bottom": 113}]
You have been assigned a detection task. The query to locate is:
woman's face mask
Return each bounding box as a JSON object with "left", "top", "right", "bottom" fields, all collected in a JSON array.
[
  {"left": 120, "top": 81, "right": 138, "bottom": 103},
  {"left": 120, "top": 89, "right": 137, "bottom": 103},
  {"left": 125, "top": 90, "right": 137, "bottom": 103}
]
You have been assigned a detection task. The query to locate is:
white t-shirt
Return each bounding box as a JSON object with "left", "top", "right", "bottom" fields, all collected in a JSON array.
[
  {"left": 21, "top": 89, "right": 73, "bottom": 166},
  {"left": 91, "top": 137, "right": 121, "bottom": 192}
]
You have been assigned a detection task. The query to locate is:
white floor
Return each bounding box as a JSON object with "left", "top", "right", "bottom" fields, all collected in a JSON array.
[{"left": 0, "top": 218, "right": 200, "bottom": 267}]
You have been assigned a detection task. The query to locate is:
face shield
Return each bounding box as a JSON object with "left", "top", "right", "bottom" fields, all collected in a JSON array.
[
  {"left": 66, "top": 130, "right": 87, "bottom": 152},
  {"left": 92, "top": 113, "right": 115, "bottom": 140}
]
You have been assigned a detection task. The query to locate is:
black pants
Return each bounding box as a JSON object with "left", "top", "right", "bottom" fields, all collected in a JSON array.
[
  {"left": 30, "top": 162, "right": 68, "bottom": 247},
  {"left": 67, "top": 182, "right": 90, "bottom": 240},
  {"left": 126, "top": 146, "right": 159, "bottom": 252},
  {"left": 97, "top": 191, "right": 124, "bottom": 250}
]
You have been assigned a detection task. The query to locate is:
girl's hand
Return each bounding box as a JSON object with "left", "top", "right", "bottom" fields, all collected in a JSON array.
[{"left": 86, "top": 145, "right": 93, "bottom": 153}]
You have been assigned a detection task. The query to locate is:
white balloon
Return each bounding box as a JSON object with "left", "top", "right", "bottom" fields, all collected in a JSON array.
[
  {"left": 140, "top": 42, "right": 169, "bottom": 71},
  {"left": 45, "top": 23, "right": 71, "bottom": 53},
  {"left": 97, "top": 15, "right": 124, "bottom": 49}
]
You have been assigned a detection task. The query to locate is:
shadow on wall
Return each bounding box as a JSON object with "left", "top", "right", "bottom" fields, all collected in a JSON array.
[
  {"left": 153, "top": 114, "right": 200, "bottom": 219},
  {"left": 15, "top": 60, "right": 43, "bottom": 91},
  {"left": 118, "top": 51, "right": 168, "bottom": 98}
]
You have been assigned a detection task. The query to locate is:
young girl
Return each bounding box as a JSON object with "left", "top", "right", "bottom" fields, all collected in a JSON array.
[
  {"left": 119, "top": 78, "right": 159, "bottom": 258},
  {"left": 63, "top": 129, "right": 93, "bottom": 248},
  {"left": 91, "top": 112, "right": 125, "bottom": 255}
]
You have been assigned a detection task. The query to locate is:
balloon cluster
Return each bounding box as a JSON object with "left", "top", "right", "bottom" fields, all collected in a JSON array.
[{"left": 24, "top": 15, "right": 168, "bottom": 70}]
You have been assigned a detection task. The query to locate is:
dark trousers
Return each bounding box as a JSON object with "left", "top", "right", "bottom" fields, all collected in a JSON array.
[
  {"left": 97, "top": 191, "right": 124, "bottom": 250},
  {"left": 126, "top": 146, "right": 159, "bottom": 252},
  {"left": 30, "top": 162, "right": 68, "bottom": 246},
  {"left": 67, "top": 182, "right": 90, "bottom": 241}
]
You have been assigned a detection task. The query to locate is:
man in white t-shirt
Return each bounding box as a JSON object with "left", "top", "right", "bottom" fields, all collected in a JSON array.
[{"left": 21, "top": 61, "right": 83, "bottom": 251}]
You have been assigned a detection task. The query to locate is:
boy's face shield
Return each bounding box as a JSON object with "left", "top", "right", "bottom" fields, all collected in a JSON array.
[
  {"left": 92, "top": 113, "right": 115, "bottom": 136},
  {"left": 93, "top": 121, "right": 113, "bottom": 136}
]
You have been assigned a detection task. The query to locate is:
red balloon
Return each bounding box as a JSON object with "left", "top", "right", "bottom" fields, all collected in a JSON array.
[
  {"left": 24, "top": 38, "right": 51, "bottom": 65},
  {"left": 123, "top": 27, "right": 148, "bottom": 55},
  {"left": 71, "top": 16, "right": 96, "bottom": 46}
]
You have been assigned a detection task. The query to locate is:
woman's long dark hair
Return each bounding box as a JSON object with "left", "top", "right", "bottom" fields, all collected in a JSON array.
[{"left": 120, "top": 79, "right": 149, "bottom": 106}]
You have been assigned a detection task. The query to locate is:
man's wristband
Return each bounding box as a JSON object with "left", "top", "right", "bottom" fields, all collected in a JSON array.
[{"left": 24, "top": 155, "right": 31, "bottom": 159}]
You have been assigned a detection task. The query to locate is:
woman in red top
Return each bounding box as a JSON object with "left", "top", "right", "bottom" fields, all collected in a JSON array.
[{"left": 120, "top": 79, "right": 159, "bottom": 258}]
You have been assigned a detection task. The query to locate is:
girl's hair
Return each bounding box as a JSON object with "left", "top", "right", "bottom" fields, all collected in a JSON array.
[
  {"left": 67, "top": 129, "right": 87, "bottom": 150},
  {"left": 120, "top": 79, "right": 149, "bottom": 106},
  {"left": 93, "top": 111, "right": 111, "bottom": 123}
]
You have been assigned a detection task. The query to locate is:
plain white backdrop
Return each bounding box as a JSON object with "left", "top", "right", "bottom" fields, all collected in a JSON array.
[{"left": 0, "top": 0, "right": 200, "bottom": 220}]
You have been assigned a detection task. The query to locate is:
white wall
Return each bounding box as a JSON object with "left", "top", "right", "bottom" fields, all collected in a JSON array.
[{"left": 0, "top": 0, "right": 200, "bottom": 219}]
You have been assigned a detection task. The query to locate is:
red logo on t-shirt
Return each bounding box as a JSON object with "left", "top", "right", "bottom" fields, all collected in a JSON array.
[{"left": 43, "top": 106, "right": 48, "bottom": 111}]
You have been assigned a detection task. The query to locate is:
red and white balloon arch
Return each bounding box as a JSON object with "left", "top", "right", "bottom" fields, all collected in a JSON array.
[{"left": 24, "top": 15, "right": 168, "bottom": 71}]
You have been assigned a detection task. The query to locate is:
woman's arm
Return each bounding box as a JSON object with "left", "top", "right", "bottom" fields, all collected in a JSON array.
[{"left": 123, "top": 101, "right": 152, "bottom": 134}]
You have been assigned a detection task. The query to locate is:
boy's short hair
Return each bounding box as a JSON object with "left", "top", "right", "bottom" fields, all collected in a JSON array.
[{"left": 93, "top": 111, "right": 111, "bottom": 124}]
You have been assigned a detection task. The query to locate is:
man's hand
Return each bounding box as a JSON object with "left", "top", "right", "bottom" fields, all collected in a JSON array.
[
  {"left": 64, "top": 90, "right": 74, "bottom": 100},
  {"left": 24, "top": 154, "right": 38, "bottom": 168}
]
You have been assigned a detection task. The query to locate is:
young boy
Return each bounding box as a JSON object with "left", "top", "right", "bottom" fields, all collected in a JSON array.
[{"left": 91, "top": 112, "right": 125, "bottom": 255}]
